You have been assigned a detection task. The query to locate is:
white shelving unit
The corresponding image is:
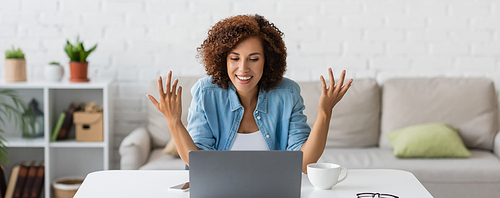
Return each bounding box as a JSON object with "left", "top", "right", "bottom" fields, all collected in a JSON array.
[{"left": 0, "top": 79, "right": 113, "bottom": 198}]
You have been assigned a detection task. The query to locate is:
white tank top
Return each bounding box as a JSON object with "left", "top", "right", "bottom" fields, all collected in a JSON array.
[{"left": 230, "top": 131, "right": 270, "bottom": 151}]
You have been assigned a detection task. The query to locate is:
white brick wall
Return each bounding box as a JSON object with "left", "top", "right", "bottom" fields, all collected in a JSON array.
[
  {"left": 22, "top": 0, "right": 57, "bottom": 12},
  {"left": 1, "top": 0, "right": 500, "bottom": 170}
]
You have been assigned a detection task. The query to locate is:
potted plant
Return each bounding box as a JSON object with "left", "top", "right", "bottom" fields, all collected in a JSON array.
[
  {"left": 4, "top": 46, "right": 27, "bottom": 82},
  {"left": 64, "top": 37, "right": 97, "bottom": 82},
  {"left": 0, "top": 90, "right": 27, "bottom": 165},
  {"left": 45, "top": 61, "right": 64, "bottom": 82}
]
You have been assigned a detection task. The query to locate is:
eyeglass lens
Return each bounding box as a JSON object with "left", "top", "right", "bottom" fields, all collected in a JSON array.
[{"left": 357, "top": 192, "right": 399, "bottom": 198}]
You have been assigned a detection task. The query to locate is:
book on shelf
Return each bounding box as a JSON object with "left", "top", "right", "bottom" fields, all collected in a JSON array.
[
  {"left": 51, "top": 112, "right": 66, "bottom": 142},
  {"left": 0, "top": 165, "right": 6, "bottom": 198},
  {"left": 12, "top": 162, "right": 30, "bottom": 198},
  {"left": 4, "top": 161, "right": 44, "bottom": 198},
  {"left": 29, "top": 162, "right": 44, "bottom": 198},
  {"left": 4, "top": 163, "right": 20, "bottom": 198},
  {"left": 21, "top": 162, "right": 39, "bottom": 198},
  {"left": 57, "top": 103, "right": 81, "bottom": 140}
]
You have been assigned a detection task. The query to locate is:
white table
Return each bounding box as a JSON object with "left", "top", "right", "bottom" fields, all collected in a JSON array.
[{"left": 74, "top": 169, "right": 433, "bottom": 198}]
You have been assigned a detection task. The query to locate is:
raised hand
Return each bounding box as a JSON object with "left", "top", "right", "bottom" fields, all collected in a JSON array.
[
  {"left": 146, "top": 70, "right": 183, "bottom": 124},
  {"left": 318, "top": 68, "right": 352, "bottom": 115}
]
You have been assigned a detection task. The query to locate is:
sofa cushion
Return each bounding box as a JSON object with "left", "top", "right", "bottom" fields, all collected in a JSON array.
[
  {"left": 139, "top": 148, "right": 186, "bottom": 170},
  {"left": 387, "top": 123, "right": 470, "bottom": 158},
  {"left": 318, "top": 148, "right": 500, "bottom": 183},
  {"left": 163, "top": 138, "right": 180, "bottom": 157},
  {"left": 147, "top": 76, "right": 203, "bottom": 147},
  {"left": 380, "top": 78, "right": 499, "bottom": 150},
  {"left": 300, "top": 78, "right": 380, "bottom": 147},
  {"left": 119, "top": 127, "right": 151, "bottom": 170}
]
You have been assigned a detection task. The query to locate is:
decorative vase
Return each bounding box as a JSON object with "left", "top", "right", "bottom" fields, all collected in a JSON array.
[
  {"left": 69, "top": 62, "right": 90, "bottom": 82},
  {"left": 45, "top": 64, "right": 64, "bottom": 82},
  {"left": 4, "top": 59, "right": 27, "bottom": 82},
  {"left": 22, "top": 98, "right": 44, "bottom": 138}
]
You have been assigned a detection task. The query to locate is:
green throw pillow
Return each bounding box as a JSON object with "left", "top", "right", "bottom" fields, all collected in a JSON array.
[{"left": 387, "top": 123, "right": 470, "bottom": 158}]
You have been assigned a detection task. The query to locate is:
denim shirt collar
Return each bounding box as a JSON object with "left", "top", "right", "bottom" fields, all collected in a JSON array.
[{"left": 228, "top": 82, "right": 268, "bottom": 113}]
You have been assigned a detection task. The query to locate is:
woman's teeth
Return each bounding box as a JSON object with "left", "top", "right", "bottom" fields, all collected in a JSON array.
[{"left": 237, "top": 75, "right": 252, "bottom": 80}]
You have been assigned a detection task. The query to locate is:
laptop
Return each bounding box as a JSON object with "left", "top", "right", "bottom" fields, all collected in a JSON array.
[{"left": 189, "top": 150, "right": 303, "bottom": 198}]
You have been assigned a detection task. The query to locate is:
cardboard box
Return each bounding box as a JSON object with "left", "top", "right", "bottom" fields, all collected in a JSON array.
[{"left": 74, "top": 112, "right": 103, "bottom": 142}]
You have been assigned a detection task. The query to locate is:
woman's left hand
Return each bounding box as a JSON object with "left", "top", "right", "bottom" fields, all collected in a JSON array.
[{"left": 318, "top": 68, "right": 353, "bottom": 116}]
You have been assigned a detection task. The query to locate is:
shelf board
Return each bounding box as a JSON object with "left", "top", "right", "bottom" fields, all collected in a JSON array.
[
  {"left": 50, "top": 140, "right": 105, "bottom": 148},
  {"left": 0, "top": 79, "right": 111, "bottom": 89},
  {"left": 4, "top": 137, "right": 45, "bottom": 148}
]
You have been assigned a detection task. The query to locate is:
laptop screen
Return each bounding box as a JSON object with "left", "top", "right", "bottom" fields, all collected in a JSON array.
[{"left": 189, "top": 151, "right": 303, "bottom": 198}]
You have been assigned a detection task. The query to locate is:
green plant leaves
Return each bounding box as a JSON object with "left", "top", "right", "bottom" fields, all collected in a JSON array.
[
  {"left": 81, "top": 44, "right": 97, "bottom": 62},
  {"left": 64, "top": 37, "right": 97, "bottom": 63},
  {"left": 5, "top": 46, "right": 25, "bottom": 59},
  {"left": 49, "top": 61, "right": 61, "bottom": 66},
  {"left": 0, "top": 138, "right": 8, "bottom": 166},
  {"left": 78, "top": 51, "right": 84, "bottom": 62},
  {"left": 64, "top": 41, "right": 75, "bottom": 62},
  {"left": 78, "top": 43, "right": 85, "bottom": 52},
  {"left": 0, "top": 89, "right": 26, "bottom": 165}
]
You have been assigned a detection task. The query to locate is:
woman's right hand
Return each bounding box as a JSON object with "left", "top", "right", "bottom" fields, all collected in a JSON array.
[{"left": 146, "top": 71, "right": 183, "bottom": 124}]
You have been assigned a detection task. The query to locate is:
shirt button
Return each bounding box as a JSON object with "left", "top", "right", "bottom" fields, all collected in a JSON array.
[
  {"left": 255, "top": 110, "right": 258, "bottom": 114},
  {"left": 257, "top": 116, "right": 261, "bottom": 120},
  {"left": 266, "top": 135, "right": 270, "bottom": 138}
]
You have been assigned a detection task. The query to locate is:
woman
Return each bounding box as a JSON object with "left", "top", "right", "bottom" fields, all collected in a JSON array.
[{"left": 147, "top": 14, "right": 352, "bottom": 173}]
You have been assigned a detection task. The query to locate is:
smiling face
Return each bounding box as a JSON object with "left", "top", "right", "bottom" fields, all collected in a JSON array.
[{"left": 227, "top": 36, "right": 265, "bottom": 97}]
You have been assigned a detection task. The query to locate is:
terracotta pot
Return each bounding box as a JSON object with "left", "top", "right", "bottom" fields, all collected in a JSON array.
[
  {"left": 4, "top": 59, "right": 27, "bottom": 82},
  {"left": 69, "top": 62, "right": 90, "bottom": 82}
]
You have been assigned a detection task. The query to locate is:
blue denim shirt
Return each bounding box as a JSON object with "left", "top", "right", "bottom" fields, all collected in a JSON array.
[{"left": 187, "top": 76, "right": 311, "bottom": 151}]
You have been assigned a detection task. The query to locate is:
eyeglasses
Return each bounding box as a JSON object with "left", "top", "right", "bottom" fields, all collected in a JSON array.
[{"left": 357, "top": 192, "right": 399, "bottom": 198}]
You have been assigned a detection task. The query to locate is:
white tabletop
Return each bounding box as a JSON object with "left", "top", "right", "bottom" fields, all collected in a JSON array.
[{"left": 74, "top": 169, "right": 433, "bottom": 198}]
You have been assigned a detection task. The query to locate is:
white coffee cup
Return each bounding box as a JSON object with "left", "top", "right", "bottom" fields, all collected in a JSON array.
[{"left": 307, "top": 163, "right": 348, "bottom": 190}]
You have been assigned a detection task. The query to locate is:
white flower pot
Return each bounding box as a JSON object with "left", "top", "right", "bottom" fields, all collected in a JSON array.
[{"left": 45, "top": 64, "right": 64, "bottom": 82}]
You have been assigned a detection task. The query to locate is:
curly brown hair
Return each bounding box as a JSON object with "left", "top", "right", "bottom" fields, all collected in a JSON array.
[{"left": 197, "top": 14, "right": 287, "bottom": 92}]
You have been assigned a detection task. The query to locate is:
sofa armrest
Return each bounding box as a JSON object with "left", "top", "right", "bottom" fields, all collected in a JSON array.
[
  {"left": 493, "top": 131, "right": 500, "bottom": 158},
  {"left": 119, "top": 127, "right": 151, "bottom": 170}
]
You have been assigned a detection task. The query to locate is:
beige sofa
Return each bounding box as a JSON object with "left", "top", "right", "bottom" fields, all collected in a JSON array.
[{"left": 119, "top": 76, "right": 500, "bottom": 198}]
